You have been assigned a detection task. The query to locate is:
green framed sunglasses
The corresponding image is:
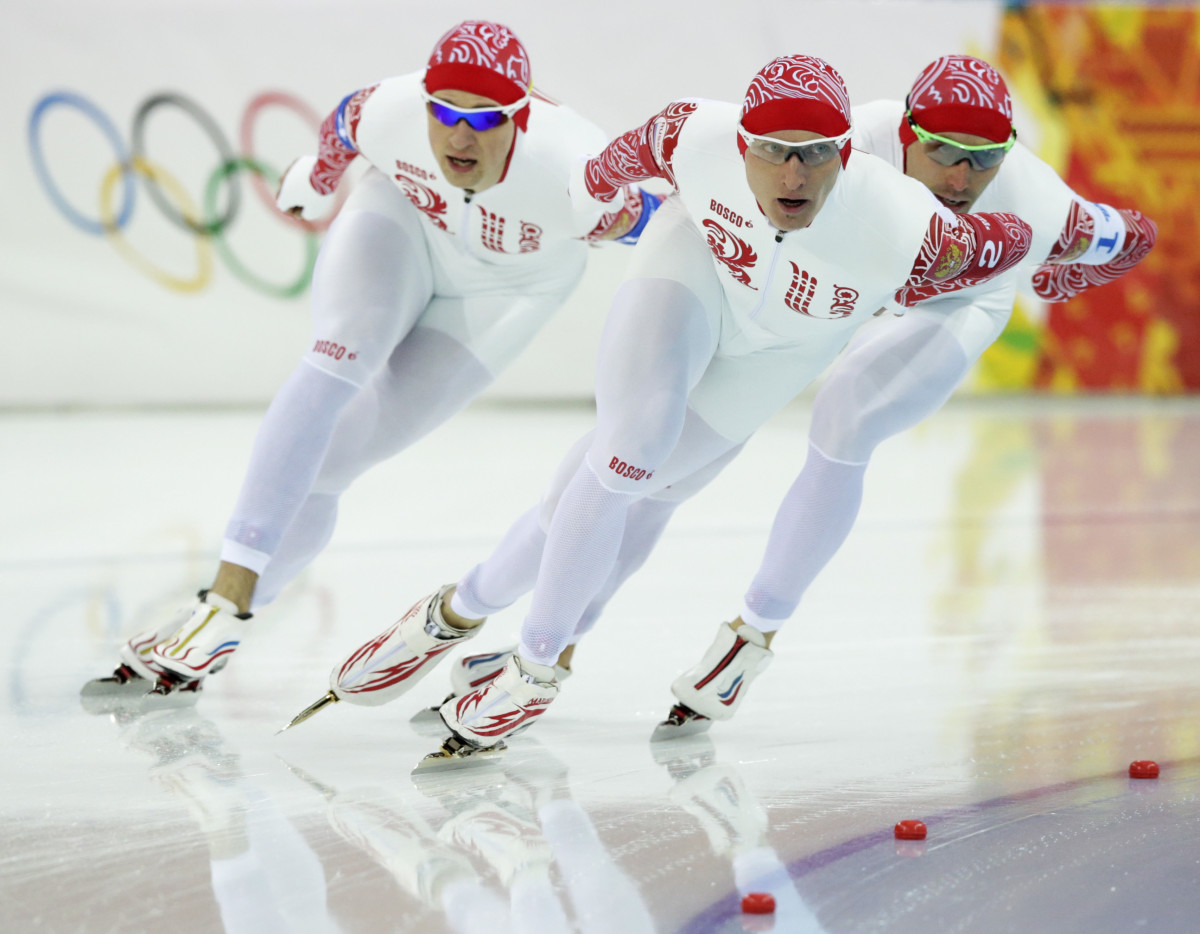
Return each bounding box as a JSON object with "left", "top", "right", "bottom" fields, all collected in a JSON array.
[{"left": 906, "top": 111, "right": 1016, "bottom": 170}]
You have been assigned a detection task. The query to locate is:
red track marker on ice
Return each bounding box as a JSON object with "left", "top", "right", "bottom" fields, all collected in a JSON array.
[
  {"left": 894, "top": 819, "right": 927, "bottom": 840},
  {"left": 1129, "top": 760, "right": 1160, "bottom": 779},
  {"left": 741, "top": 892, "right": 776, "bottom": 914}
]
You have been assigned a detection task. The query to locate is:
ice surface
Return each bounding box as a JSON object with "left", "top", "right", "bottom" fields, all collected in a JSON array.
[{"left": 2, "top": 397, "right": 1199, "bottom": 933}]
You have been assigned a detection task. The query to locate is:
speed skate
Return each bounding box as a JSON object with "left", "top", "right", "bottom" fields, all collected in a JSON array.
[
  {"left": 413, "top": 654, "right": 560, "bottom": 774},
  {"left": 649, "top": 621, "right": 774, "bottom": 741},
  {"left": 408, "top": 645, "right": 572, "bottom": 735}
]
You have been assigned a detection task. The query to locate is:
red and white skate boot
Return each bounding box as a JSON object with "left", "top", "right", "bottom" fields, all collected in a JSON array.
[
  {"left": 652, "top": 621, "right": 773, "bottom": 741},
  {"left": 149, "top": 592, "right": 251, "bottom": 694},
  {"left": 331, "top": 585, "right": 479, "bottom": 706},
  {"left": 409, "top": 645, "right": 572, "bottom": 732},
  {"left": 452, "top": 645, "right": 519, "bottom": 695},
  {"left": 81, "top": 593, "right": 216, "bottom": 709},
  {"left": 415, "top": 655, "right": 559, "bottom": 772}
]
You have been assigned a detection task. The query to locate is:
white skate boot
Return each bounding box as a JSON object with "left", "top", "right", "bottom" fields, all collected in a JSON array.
[
  {"left": 409, "top": 645, "right": 572, "bottom": 733},
  {"left": 415, "top": 654, "right": 559, "bottom": 773},
  {"left": 149, "top": 592, "right": 251, "bottom": 694},
  {"left": 652, "top": 621, "right": 773, "bottom": 741},
  {"left": 330, "top": 585, "right": 481, "bottom": 706},
  {"left": 277, "top": 586, "right": 484, "bottom": 735},
  {"left": 81, "top": 593, "right": 221, "bottom": 710}
]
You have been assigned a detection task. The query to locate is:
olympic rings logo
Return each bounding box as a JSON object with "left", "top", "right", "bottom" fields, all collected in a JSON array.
[{"left": 28, "top": 89, "right": 347, "bottom": 298}]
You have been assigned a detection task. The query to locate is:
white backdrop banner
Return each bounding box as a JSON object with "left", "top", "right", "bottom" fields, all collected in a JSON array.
[{"left": 3, "top": 0, "right": 1002, "bottom": 406}]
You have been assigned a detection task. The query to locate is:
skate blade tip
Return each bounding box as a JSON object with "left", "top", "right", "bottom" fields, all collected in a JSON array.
[{"left": 277, "top": 692, "right": 340, "bottom": 735}]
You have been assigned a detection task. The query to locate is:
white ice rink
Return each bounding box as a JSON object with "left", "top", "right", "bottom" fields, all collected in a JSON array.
[{"left": 3, "top": 396, "right": 1199, "bottom": 933}]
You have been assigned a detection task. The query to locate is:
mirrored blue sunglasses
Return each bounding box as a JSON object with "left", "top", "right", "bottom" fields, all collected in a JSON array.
[{"left": 421, "top": 88, "right": 529, "bottom": 131}]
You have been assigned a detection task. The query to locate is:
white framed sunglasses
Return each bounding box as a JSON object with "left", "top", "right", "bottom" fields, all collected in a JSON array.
[
  {"left": 420, "top": 86, "right": 530, "bottom": 131},
  {"left": 738, "top": 125, "right": 852, "bottom": 166}
]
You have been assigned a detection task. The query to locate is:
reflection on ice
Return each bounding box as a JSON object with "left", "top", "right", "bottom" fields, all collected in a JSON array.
[{"left": 3, "top": 400, "right": 1200, "bottom": 933}]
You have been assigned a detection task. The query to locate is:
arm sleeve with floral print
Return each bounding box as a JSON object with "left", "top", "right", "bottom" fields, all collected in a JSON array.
[
  {"left": 892, "top": 210, "right": 1033, "bottom": 308},
  {"left": 1030, "top": 203, "right": 1157, "bottom": 302},
  {"left": 307, "top": 86, "right": 379, "bottom": 194},
  {"left": 574, "top": 102, "right": 698, "bottom": 207},
  {"left": 572, "top": 102, "right": 697, "bottom": 241}
]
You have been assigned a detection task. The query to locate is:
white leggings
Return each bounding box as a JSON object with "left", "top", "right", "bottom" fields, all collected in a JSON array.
[
  {"left": 458, "top": 286, "right": 1013, "bottom": 653},
  {"left": 512, "top": 271, "right": 749, "bottom": 664},
  {"left": 742, "top": 290, "right": 1013, "bottom": 629},
  {"left": 221, "top": 170, "right": 579, "bottom": 609},
  {"left": 249, "top": 328, "right": 494, "bottom": 606},
  {"left": 454, "top": 432, "right": 742, "bottom": 641}
]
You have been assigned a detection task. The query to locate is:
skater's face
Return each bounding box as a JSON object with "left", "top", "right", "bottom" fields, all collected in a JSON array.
[
  {"left": 904, "top": 131, "right": 1003, "bottom": 213},
  {"left": 426, "top": 89, "right": 518, "bottom": 193},
  {"left": 743, "top": 129, "right": 841, "bottom": 232}
]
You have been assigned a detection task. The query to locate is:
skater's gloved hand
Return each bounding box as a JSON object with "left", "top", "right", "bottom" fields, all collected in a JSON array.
[
  {"left": 617, "top": 189, "right": 666, "bottom": 244},
  {"left": 275, "top": 155, "right": 335, "bottom": 222}
]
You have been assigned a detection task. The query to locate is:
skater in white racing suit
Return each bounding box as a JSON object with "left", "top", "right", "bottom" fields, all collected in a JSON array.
[
  {"left": 82, "top": 19, "right": 655, "bottom": 702},
  {"left": 317, "top": 54, "right": 1035, "bottom": 765},
  {"left": 657, "top": 53, "right": 1157, "bottom": 734}
]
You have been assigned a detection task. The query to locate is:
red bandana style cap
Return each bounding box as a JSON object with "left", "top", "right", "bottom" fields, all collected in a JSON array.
[
  {"left": 425, "top": 20, "right": 532, "bottom": 131},
  {"left": 904, "top": 54, "right": 1014, "bottom": 145},
  {"left": 740, "top": 55, "right": 853, "bottom": 166}
]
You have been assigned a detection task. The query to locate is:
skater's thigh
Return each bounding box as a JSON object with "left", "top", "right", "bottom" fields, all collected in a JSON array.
[
  {"left": 418, "top": 278, "right": 582, "bottom": 379},
  {"left": 806, "top": 281, "right": 1016, "bottom": 462},
  {"left": 312, "top": 327, "right": 492, "bottom": 494},
  {"left": 305, "top": 168, "right": 435, "bottom": 385},
  {"left": 585, "top": 275, "right": 721, "bottom": 493}
]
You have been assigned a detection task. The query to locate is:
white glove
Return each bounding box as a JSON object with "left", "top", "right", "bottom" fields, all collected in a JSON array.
[{"left": 275, "top": 155, "right": 336, "bottom": 222}]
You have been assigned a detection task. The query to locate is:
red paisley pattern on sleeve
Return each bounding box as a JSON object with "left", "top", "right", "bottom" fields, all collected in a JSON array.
[
  {"left": 583, "top": 101, "right": 698, "bottom": 201},
  {"left": 1043, "top": 200, "right": 1096, "bottom": 264},
  {"left": 1031, "top": 208, "right": 1157, "bottom": 302},
  {"left": 310, "top": 85, "right": 379, "bottom": 195},
  {"left": 893, "top": 211, "right": 1032, "bottom": 307}
]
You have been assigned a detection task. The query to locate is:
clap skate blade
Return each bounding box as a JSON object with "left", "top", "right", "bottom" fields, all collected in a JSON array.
[
  {"left": 81, "top": 665, "right": 151, "bottom": 699},
  {"left": 81, "top": 666, "right": 201, "bottom": 714},
  {"left": 81, "top": 688, "right": 201, "bottom": 715},
  {"left": 650, "top": 703, "right": 712, "bottom": 742},
  {"left": 412, "top": 736, "right": 507, "bottom": 776}
]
